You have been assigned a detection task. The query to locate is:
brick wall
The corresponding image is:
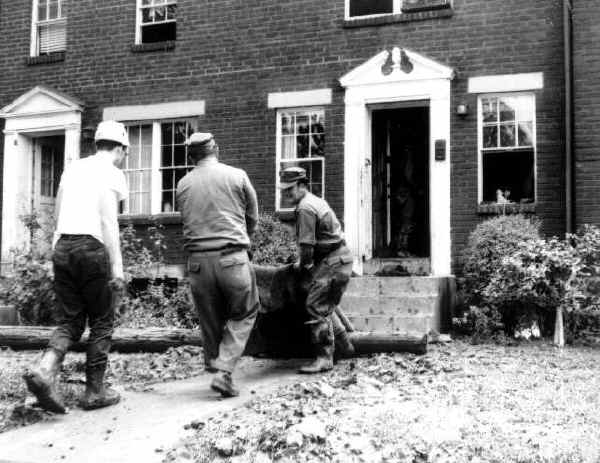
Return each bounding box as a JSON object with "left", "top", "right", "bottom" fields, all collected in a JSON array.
[
  {"left": 0, "top": 0, "right": 566, "bottom": 267},
  {"left": 573, "top": 0, "right": 600, "bottom": 227}
]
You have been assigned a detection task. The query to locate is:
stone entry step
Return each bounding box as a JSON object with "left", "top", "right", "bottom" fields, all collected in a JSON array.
[
  {"left": 340, "top": 275, "right": 455, "bottom": 336},
  {"left": 362, "top": 258, "right": 431, "bottom": 276}
]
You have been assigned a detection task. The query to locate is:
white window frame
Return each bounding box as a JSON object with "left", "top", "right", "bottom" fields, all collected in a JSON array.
[
  {"left": 135, "top": 0, "right": 177, "bottom": 45},
  {"left": 30, "top": 0, "right": 67, "bottom": 57},
  {"left": 275, "top": 107, "right": 326, "bottom": 212},
  {"left": 477, "top": 92, "right": 537, "bottom": 205},
  {"left": 344, "top": 0, "right": 451, "bottom": 19},
  {"left": 120, "top": 119, "right": 194, "bottom": 216}
]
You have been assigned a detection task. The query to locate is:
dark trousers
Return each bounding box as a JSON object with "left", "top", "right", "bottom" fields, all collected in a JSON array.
[
  {"left": 188, "top": 249, "right": 259, "bottom": 373},
  {"left": 49, "top": 235, "right": 114, "bottom": 370}
]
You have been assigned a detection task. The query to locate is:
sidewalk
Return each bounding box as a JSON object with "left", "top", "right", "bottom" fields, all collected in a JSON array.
[{"left": 0, "top": 358, "right": 304, "bottom": 463}]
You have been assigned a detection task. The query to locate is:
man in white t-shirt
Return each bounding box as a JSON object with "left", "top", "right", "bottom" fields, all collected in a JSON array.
[{"left": 23, "top": 120, "right": 129, "bottom": 413}]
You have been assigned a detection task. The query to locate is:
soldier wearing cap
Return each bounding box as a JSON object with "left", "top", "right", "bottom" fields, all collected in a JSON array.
[
  {"left": 279, "top": 166, "right": 355, "bottom": 373},
  {"left": 24, "top": 120, "right": 129, "bottom": 412},
  {"left": 176, "top": 132, "right": 259, "bottom": 397}
]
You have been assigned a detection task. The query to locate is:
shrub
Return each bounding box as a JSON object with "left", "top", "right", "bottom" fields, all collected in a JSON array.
[
  {"left": 116, "top": 281, "right": 198, "bottom": 329},
  {"left": 250, "top": 213, "right": 297, "bottom": 265},
  {"left": 460, "top": 215, "right": 541, "bottom": 308},
  {"left": 482, "top": 236, "right": 581, "bottom": 336},
  {"left": 120, "top": 220, "right": 167, "bottom": 279}
]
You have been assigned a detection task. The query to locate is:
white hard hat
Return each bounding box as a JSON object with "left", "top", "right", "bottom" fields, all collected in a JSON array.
[{"left": 94, "top": 120, "right": 129, "bottom": 147}]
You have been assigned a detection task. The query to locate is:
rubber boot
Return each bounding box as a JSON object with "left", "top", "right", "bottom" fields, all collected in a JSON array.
[
  {"left": 79, "top": 366, "right": 120, "bottom": 410},
  {"left": 210, "top": 370, "right": 239, "bottom": 398},
  {"left": 299, "top": 320, "right": 334, "bottom": 374},
  {"left": 23, "top": 348, "right": 66, "bottom": 414}
]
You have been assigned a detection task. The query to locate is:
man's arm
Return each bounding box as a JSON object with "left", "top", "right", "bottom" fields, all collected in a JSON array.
[
  {"left": 99, "top": 188, "right": 124, "bottom": 279},
  {"left": 243, "top": 173, "right": 259, "bottom": 237},
  {"left": 296, "top": 208, "right": 317, "bottom": 270}
]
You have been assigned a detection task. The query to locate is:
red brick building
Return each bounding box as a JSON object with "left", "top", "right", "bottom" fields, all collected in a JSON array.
[{"left": 0, "top": 0, "right": 587, "bottom": 278}]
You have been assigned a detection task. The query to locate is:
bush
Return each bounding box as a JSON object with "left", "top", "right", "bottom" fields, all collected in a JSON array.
[
  {"left": 250, "top": 213, "right": 297, "bottom": 265},
  {"left": 121, "top": 220, "right": 167, "bottom": 279},
  {"left": 460, "top": 215, "right": 541, "bottom": 308},
  {"left": 116, "top": 281, "right": 198, "bottom": 329},
  {"left": 482, "top": 236, "right": 581, "bottom": 336},
  {"left": 1, "top": 251, "right": 56, "bottom": 325}
]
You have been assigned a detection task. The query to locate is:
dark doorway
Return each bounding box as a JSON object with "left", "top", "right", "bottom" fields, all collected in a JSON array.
[{"left": 371, "top": 105, "right": 430, "bottom": 258}]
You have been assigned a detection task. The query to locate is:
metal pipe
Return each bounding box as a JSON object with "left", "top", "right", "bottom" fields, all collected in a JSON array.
[{"left": 564, "top": 0, "right": 574, "bottom": 233}]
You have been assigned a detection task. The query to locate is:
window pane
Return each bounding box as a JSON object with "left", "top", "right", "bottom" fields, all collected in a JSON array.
[
  {"left": 281, "top": 114, "right": 293, "bottom": 135},
  {"left": 174, "top": 167, "right": 187, "bottom": 185},
  {"left": 350, "top": 0, "right": 393, "bottom": 17},
  {"left": 173, "top": 144, "right": 186, "bottom": 166},
  {"left": 500, "top": 124, "right": 516, "bottom": 147},
  {"left": 516, "top": 97, "right": 534, "bottom": 121},
  {"left": 499, "top": 98, "right": 516, "bottom": 122},
  {"left": 296, "top": 115, "right": 309, "bottom": 135},
  {"left": 142, "top": 8, "right": 153, "bottom": 23},
  {"left": 483, "top": 126, "right": 498, "bottom": 148},
  {"left": 311, "top": 133, "right": 325, "bottom": 157},
  {"left": 296, "top": 135, "right": 309, "bottom": 158},
  {"left": 162, "top": 122, "right": 173, "bottom": 146},
  {"left": 142, "top": 0, "right": 152, "bottom": 5},
  {"left": 48, "top": 0, "right": 58, "bottom": 19},
  {"left": 38, "top": 2, "right": 47, "bottom": 21},
  {"left": 482, "top": 150, "right": 535, "bottom": 203},
  {"left": 166, "top": 4, "right": 177, "bottom": 20},
  {"left": 518, "top": 122, "right": 533, "bottom": 147},
  {"left": 310, "top": 113, "right": 325, "bottom": 133},
  {"left": 161, "top": 144, "right": 172, "bottom": 167},
  {"left": 281, "top": 135, "right": 295, "bottom": 159},
  {"left": 162, "top": 169, "right": 174, "bottom": 190},
  {"left": 141, "top": 192, "right": 151, "bottom": 215},
  {"left": 481, "top": 99, "right": 497, "bottom": 123},
  {"left": 173, "top": 122, "right": 187, "bottom": 144},
  {"left": 162, "top": 191, "right": 174, "bottom": 213}
]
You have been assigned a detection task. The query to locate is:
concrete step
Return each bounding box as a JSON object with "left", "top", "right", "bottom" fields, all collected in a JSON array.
[
  {"left": 340, "top": 275, "right": 456, "bottom": 336},
  {"left": 363, "top": 258, "right": 430, "bottom": 276},
  {"left": 345, "top": 275, "right": 444, "bottom": 295}
]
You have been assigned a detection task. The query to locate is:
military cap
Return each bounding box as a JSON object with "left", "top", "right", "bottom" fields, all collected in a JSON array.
[
  {"left": 185, "top": 132, "right": 214, "bottom": 147},
  {"left": 278, "top": 166, "right": 307, "bottom": 189}
]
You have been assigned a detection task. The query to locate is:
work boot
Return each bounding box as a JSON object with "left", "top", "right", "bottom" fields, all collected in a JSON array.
[
  {"left": 79, "top": 366, "right": 121, "bottom": 410},
  {"left": 23, "top": 348, "right": 66, "bottom": 414},
  {"left": 299, "top": 320, "right": 334, "bottom": 374},
  {"left": 210, "top": 370, "right": 239, "bottom": 398},
  {"left": 334, "top": 330, "right": 355, "bottom": 359}
]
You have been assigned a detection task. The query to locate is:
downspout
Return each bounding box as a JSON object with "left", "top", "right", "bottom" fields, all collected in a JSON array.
[{"left": 564, "top": 0, "right": 574, "bottom": 233}]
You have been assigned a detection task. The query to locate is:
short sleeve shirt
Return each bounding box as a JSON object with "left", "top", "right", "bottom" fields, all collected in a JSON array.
[
  {"left": 295, "top": 192, "right": 344, "bottom": 251},
  {"left": 54, "top": 155, "right": 128, "bottom": 244}
]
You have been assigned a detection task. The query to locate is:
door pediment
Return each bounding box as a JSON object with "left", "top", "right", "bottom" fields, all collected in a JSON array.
[
  {"left": 0, "top": 86, "right": 83, "bottom": 119},
  {"left": 340, "top": 47, "right": 454, "bottom": 88}
]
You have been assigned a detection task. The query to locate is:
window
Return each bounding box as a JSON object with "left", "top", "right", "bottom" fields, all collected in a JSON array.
[
  {"left": 275, "top": 109, "right": 325, "bottom": 210},
  {"left": 478, "top": 94, "right": 536, "bottom": 205},
  {"left": 346, "top": 0, "right": 451, "bottom": 18},
  {"left": 136, "top": 0, "right": 177, "bottom": 44},
  {"left": 40, "top": 145, "right": 63, "bottom": 197},
  {"left": 31, "top": 0, "right": 67, "bottom": 56},
  {"left": 121, "top": 120, "right": 193, "bottom": 215}
]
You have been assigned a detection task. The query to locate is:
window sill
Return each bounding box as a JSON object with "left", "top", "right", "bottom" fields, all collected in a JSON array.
[
  {"left": 131, "top": 41, "right": 176, "bottom": 53},
  {"left": 343, "top": 6, "right": 452, "bottom": 28},
  {"left": 26, "top": 51, "right": 65, "bottom": 65},
  {"left": 477, "top": 202, "right": 536, "bottom": 215},
  {"left": 119, "top": 212, "right": 182, "bottom": 225}
]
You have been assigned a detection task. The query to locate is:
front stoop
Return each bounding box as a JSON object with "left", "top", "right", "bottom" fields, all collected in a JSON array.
[{"left": 340, "top": 275, "right": 456, "bottom": 336}]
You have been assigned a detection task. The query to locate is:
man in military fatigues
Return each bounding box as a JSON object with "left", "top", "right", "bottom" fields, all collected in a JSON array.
[
  {"left": 176, "top": 132, "right": 260, "bottom": 397},
  {"left": 279, "top": 167, "right": 354, "bottom": 373}
]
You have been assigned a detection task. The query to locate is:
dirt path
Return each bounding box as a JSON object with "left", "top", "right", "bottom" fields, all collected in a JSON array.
[{"left": 0, "top": 358, "right": 305, "bottom": 463}]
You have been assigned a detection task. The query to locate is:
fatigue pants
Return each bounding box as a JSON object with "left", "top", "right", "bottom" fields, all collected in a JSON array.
[
  {"left": 188, "top": 249, "right": 259, "bottom": 373},
  {"left": 49, "top": 235, "right": 114, "bottom": 370},
  {"left": 305, "top": 246, "right": 353, "bottom": 353}
]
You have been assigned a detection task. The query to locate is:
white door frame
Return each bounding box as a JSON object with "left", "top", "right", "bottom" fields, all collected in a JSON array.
[
  {"left": 0, "top": 86, "right": 82, "bottom": 267},
  {"left": 340, "top": 48, "right": 454, "bottom": 276}
]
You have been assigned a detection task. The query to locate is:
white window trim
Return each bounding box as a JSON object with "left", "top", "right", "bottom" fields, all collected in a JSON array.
[
  {"left": 477, "top": 92, "right": 537, "bottom": 205},
  {"left": 275, "top": 106, "right": 326, "bottom": 212},
  {"left": 468, "top": 72, "right": 544, "bottom": 94},
  {"left": 120, "top": 119, "right": 194, "bottom": 216},
  {"left": 135, "top": 0, "right": 177, "bottom": 45},
  {"left": 30, "top": 0, "right": 66, "bottom": 57}
]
